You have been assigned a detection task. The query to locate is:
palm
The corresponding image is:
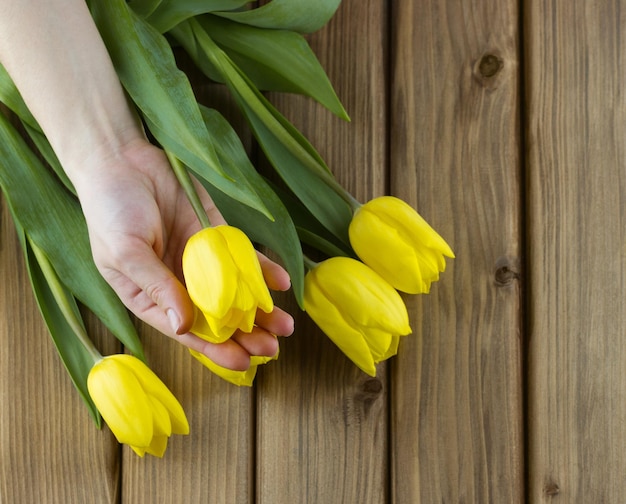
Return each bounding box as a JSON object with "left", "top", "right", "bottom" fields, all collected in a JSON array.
[{"left": 76, "top": 140, "right": 292, "bottom": 370}]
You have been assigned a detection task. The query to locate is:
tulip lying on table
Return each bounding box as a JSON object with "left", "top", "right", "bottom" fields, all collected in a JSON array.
[
  {"left": 349, "top": 196, "right": 455, "bottom": 294},
  {"left": 87, "top": 354, "right": 189, "bottom": 457},
  {"left": 303, "top": 256, "right": 412, "bottom": 376}
]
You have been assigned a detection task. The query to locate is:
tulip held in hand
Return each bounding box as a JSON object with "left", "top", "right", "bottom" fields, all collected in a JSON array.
[
  {"left": 304, "top": 256, "right": 411, "bottom": 376},
  {"left": 183, "top": 225, "right": 274, "bottom": 343},
  {"left": 349, "top": 196, "right": 454, "bottom": 294},
  {"left": 87, "top": 354, "right": 189, "bottom": 457}
]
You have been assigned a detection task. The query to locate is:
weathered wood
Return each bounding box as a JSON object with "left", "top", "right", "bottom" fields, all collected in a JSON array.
[
  {"left": 256, "top": 1, "right": 389, "bottom": 503},
  {"left": 0, "top": 195, "right": 120, "bottom": 503},
  {"left": 525, "top": 1, "right": 626, "bottom": 501},
  {"left": 389, "top": 1, "right": 524, "bottom": 502}
]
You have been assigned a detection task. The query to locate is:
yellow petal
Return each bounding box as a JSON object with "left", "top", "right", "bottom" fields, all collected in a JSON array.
[
  {"left": 191, "top": 306, "right": 230, "bottom": 344},
  {"left": 147, "top": 396, "right": 172, "bottom": 437},
  {"left": 312, "top": 258, "right": 411, "bottom": 335},
  {"left": 183, "top": 227, "right": 238, "bottom": 318},
  {"left": 114, "top": 355, "right": 189, "bottom": 436},
  {"left": 304, "top": 272, "right": 377, "bottom": 376},
  {"left": 219, "top": 225, "right": 274, "bottom": 314},
  {"left": 189, "top": 349, "right": 258, "bottom": 386},
  {"left": 144, "top": 435, "right": 169, "bottom": 458},
  {"left": 87, "top": 357, "right": 153, "bottom": 448}
]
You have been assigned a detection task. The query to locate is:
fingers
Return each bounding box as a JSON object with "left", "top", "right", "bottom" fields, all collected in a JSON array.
[
  {"left": 98, "top": 242, "right": 195, "bottom": 337},
  {"left": 257, "top": 252, "right": 291, "bottom": 291},
  {"left": 255, "top": 306, "right": 294, "bottom": 337}
]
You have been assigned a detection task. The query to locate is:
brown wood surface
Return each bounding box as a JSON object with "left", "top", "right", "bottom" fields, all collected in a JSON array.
[
  {"left": 2, "top": 0, "right": 626, "bottom": 503},
  {"left": 389, "top": 0, "right": 524, "bottom": 502},
  {"left": 525, "top": 1, "right": 626, "bottom": 501}
]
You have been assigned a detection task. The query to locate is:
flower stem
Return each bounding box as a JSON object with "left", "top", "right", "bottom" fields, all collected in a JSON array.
[
  {"left": 29, "top": 238, "right": 102, "bottom": 363},
  {"left": 303, "top": 255, "right": 318, "bottom": 272},
  {"left": 166, "top": 151, "right": 211, "bottom": 228}
]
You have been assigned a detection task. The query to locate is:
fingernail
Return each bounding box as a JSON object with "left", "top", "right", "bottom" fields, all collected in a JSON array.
[{"left": 167, "top": 309, "right": 181, "bottom": 334}]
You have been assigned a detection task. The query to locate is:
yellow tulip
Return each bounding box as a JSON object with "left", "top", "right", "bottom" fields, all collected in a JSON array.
[
  {"left": 182, "top": 225, "right": 273, "bottom": 343},
  {"left": 87, "top": 354, "right": 189, "bottom": 457},
  {"left": 349, "top": 196, "right": 454, "bottom": 294},
  {"left": 303, "top": 257, "right": 411, "bottom": 376},
  {"left": 189, "top": 345, "right": 279, "bottom": 387}
]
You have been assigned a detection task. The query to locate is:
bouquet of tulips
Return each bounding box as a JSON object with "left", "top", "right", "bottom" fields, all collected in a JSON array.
[{"left": 0, "top": 0, "right": 453, "bottom": 457}]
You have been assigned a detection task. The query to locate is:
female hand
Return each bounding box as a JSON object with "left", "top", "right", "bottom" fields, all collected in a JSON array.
[{"left": 72, "top": 138, "right": 294, "bottom": 371}]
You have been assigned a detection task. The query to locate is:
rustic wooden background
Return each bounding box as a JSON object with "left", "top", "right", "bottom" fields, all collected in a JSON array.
[{"left": 2, "top": 0, "right": 626, "bottom": 502}]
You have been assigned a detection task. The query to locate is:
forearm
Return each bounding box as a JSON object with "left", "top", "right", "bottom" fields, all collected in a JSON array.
[{"left": 0, "top": 0, "right": 143, "bottom": 181}]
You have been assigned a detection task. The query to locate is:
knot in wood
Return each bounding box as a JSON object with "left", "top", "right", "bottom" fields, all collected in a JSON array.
[
  {"left": 544, "top": 481, "right": 560, "bottom": 497},
  {"left": 479, "top": 54, "right": 503, "bottom": 78},
  {"left": 360, "top": 378, "right": 383, "bottom": 395},
  {"left": 494, "top": 256, "right": 520, "bottom": 287}
]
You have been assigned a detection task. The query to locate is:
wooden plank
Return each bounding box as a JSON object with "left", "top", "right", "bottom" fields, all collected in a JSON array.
[
  {"left": 526, "top": 1, "right": 626, "bottom": 501},
  {"left": 121, "top": 82, "right": 256, "bottom": 503},
  {"left": 0, "top": 190, "right": 120, "bottom": 501},
  {"left": 389, "top": 1, "right": 524, "bottom": 502},
  {"left": 256, "top": 1, "right": 389, "bottom": 502}
]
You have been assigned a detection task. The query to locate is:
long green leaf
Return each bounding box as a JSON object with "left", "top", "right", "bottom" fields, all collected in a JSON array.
[
  {"left": 17, "top": 227, "right": 102, "bottom": 427},
  {"left": 198, "top": 105, "right": 305, "bottom": 306},
  {"left": 214, "top": 0, "right": 342, "bottom": 34},
  {"left": 0, "top": 113, "right": 145, "bottom": 361},
  {"left": 173, "top": 20, "right": 353, "bottom": 244},
  {"left": 199, "top": 15, "right": 348, "bottom": 120},
  {"left": 87, "top": 0, "right": 271, "bottom": 219},
  {"left": 142, "top": 0, "right": 251, "bottom": 33}
]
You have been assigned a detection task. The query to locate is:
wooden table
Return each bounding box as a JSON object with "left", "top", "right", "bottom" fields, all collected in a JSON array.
[{"left": 2, "top": 0, "right": 625, "bottom": 502}]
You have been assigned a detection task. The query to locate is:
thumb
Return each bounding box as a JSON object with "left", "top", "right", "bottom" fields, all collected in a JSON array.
[{"left": 100, "top": 245, "right": 194, "bottom": 337}]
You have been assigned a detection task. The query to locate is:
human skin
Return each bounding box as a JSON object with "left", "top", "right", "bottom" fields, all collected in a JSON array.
[{"left": 0, "top": 0, "right": 294, "bottom": 370}]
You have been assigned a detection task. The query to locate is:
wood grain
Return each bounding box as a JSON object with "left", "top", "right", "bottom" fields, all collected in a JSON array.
[
  {"left": 525, "top": 1, "right": 626, "bottom": 501},
  {"left": 255, "top": 1, "right": 390, "bottom": 503},
  {"left": 0, "top": 191, "right": 120, "bottom": 502},
  {"left": 389, "top": 1, "right": 524, "bottom": 502}
]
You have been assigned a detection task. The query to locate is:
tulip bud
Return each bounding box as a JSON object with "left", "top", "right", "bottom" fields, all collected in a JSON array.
[
  {"left": 348, "top": 196, "right": 454, "bottom": 294},
  {"left": 182, "top": 225, "right": 273, "bottom": 343},
  {"left": 304, "top": 257, "right": 411, "bottom": 376},
  {"left": 87, "top": 355, "right": 189, "bottom": 457}
]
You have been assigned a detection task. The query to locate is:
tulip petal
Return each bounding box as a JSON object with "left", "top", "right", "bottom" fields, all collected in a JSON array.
[
  {"left": 312, "top": 258, "right": 411, "bottom": 335},
  {"left": 183, "top": 227, "right": 238, "bottom": 318},
  {"left": 114, "top": 355, "right": 189, "bottom": 435},
  {"left": 147, "top": 396, "right": 172, "bottom": 437},
  {"left": 304, "top": 275, "right": 377, "bottom": 376},
  {"left": 191, "top": 307, "right": 229, "bottom": 344},
  {"left": 87, "top": 358, "right": 153, "bottom": 448},
  {"left": 219, "top": 225, "right": 274, "bottom": 314},
  {"left": 189, "top": 349, "right": 259, "bottom": 386},
  {"left": 145, "top": 435, "right": 169, "bottom": 458}
]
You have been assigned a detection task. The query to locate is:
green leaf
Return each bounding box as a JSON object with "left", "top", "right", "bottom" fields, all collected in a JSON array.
[
  {"left": 172, "top": 20, "right": 353, "bottom": 245},
  {"left": 199, "top": 15, "right": 348, "bottom": 120},
  {"left": 17, "top": 228, "right": 102, "bottom": 427},
  {"left": 87, "top": 0, "right": 271, "bottom": 219},
  {"left": 263, "top": 178, "right": 353, "bottom": 259},
  {"left": 0, "top": 113, "right": 145, "bottom": 361},
  {"left": 214, "top": 0, "right": 342, "bottom": 33},
  {"left": 142, "top": 0, "right": 252, "bottom": 33},
  {"left": 197, "top": 105, "right": 305, "bottom": 306}
]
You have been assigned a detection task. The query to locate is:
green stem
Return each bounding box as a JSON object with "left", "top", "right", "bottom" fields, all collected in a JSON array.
[
  {"left": 29, "top": 238, "right": 102, "bottom": 363},
  {"left": 179, "top": 19, "right": 361, "bottom": 213},
  {"left": 303, "top": 255, "right": 318, "bottom": 272},
  {"left": 166, "top": 151, "right": 211, "bottom": 228}
]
